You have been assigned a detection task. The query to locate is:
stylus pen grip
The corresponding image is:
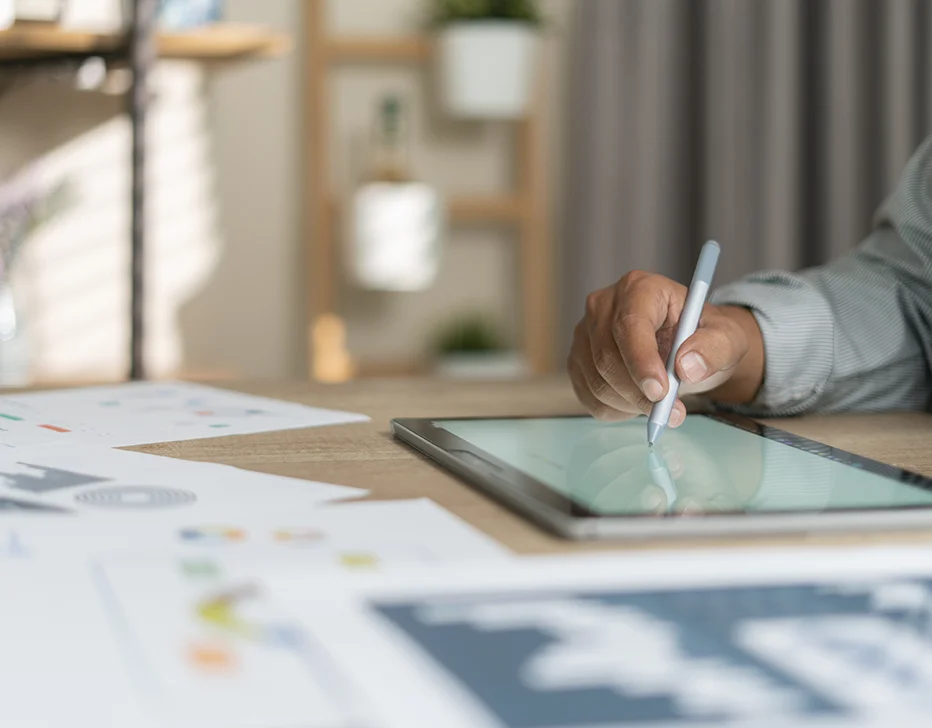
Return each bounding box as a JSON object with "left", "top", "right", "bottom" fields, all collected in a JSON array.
[{"left": 647, "top": 240, "right": 720, "bottom": 446}]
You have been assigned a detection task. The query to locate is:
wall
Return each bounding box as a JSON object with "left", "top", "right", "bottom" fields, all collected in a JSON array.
[
  {"left": 183, "top": 0, "right": 307, "bottom": 379},
  {"left": 0, "top": 61, "right": 219, "bottom": 383}
]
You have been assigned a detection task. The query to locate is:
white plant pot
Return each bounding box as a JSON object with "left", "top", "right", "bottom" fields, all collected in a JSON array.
[
  {"left": 348, "top": 182, "right": 444, "bottom": 292},
  {"left": 437, "top": 21, "right": 538, "bottom": 119},
  {"left": 435, "top": 351, "right": 528, "bottom": 380}
]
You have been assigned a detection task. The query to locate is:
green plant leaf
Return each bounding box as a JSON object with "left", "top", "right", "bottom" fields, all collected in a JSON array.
[
  {"left": 429, "top": 0, "right": 543, "bottom": 26},
  {"left": 432, "top": 312, "right": 507, "bottom": 353}
]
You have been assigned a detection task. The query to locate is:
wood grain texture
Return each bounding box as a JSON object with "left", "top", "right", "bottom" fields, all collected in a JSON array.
[
  {"left": 128, "top": 378, "right": 932, "bottom": 555},
  {"left": 0, "top": 24, "right": 290, "bottom": 61},
  {"left": 516, "top": 67, "right": 553, "bottom": 375},
  {"left": 327, "top": 37, "right": 432, "bottom": 63},
  {"left": 304, "top": 0, "right": 338, "bottom": 379}
]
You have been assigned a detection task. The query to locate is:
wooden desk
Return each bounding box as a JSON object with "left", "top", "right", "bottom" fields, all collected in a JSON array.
[{"left": 134, "top": 378, "right": 932, "bottom": 554}]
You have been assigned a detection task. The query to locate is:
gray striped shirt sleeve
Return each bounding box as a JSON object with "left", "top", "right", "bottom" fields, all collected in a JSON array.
[{"left": 710, "top": 134, "right": 932, "bottom": 416}]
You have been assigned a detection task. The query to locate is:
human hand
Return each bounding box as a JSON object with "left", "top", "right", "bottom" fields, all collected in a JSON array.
[{"left": 568, "top": 271, "right": 764, "bottom": 423}]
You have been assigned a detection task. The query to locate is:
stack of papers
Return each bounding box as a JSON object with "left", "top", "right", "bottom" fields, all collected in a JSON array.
[
  {"left": 0, "top": 498, "right": 508, "bottom": 728},
  {"left": 0, "top": 381, "right": 513, "bottom": 727}
]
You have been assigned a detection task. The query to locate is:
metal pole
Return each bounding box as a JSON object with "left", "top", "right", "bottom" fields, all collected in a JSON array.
[{"left": 128, "top": 0, "right": 157, "bottom": 380}]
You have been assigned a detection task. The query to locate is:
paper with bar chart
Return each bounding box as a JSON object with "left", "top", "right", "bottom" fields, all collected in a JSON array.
[{"left": 1, "top": 381, "right": 368, "bottom": 448}]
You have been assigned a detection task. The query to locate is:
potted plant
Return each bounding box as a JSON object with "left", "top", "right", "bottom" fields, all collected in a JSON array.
[
  {"left": 432, "top": 312, "right": 527, "bottom": 379},
  {"left": 431, "top": 0, "right": 542, "bottom": 119}
]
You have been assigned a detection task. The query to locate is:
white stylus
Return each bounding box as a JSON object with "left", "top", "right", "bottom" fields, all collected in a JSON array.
[{"left": 647, "top": 240, "right": 720, "bottom": 446}]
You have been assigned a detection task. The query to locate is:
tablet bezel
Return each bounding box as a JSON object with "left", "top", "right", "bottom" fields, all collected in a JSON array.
[{"left": 391, "top": 413, "right": 932, "bottom": 540}]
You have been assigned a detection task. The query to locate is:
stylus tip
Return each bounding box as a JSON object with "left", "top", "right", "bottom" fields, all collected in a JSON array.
[{"left": 647, "top": 422, "right": 665, "bottom": 447}]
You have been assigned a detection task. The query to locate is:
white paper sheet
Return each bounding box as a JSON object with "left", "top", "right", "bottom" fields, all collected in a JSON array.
[
  {"left": 94, "top": 557, "right": 350, "bottom": 728},
  {"left": 1, "top": 381, "right": 369, "bottom": 448},
  {"left": 267, "top": 546, "right": 932, "bottom": 728},
  {"left": 0, "top": 561, "right": 156, "bottom": 728},
  {"left": 0, "top": 558, "right": 349, "bottom": 728},
  {"left": 0, "top": 446, "right": 366, "bottom": 518},
  {"left": 0, "top": 396, "right": 127, "bottom": 450},
  {"left": 0, "top": 498, "right": 506, "bottom": 565},
  {"left": 0, "top": 500, "right": 508, "bottom": 728}
]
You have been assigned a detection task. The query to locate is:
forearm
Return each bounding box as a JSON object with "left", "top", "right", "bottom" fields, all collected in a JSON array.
[{"left": 707, "top": 134, "right": 932, "bottom": 416}]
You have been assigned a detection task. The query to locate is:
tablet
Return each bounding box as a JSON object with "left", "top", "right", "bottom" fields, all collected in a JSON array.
[{"left": 391, "top": 414, "right": 932, "bottom": 540}]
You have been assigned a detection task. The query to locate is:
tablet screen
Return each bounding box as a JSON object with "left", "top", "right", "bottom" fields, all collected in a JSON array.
[{"left": 434, "top": 416, "right": 932, "bottom": 517}]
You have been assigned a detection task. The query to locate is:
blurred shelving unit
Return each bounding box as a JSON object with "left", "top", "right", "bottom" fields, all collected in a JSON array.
[
  {"left": 0, "top": 23, "right": 290, "bottom": 62},
  {"left": 305, "top": 0, "right": 554, "bottom": 382},
  {"left": 0, "top": 10, "right": 291, "bottom": 381}
]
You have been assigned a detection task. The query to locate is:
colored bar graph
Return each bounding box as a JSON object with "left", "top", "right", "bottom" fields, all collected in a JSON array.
[
  {"left": 0, "top": 413, "right": 24, "bottom": 421},
  {"left": 39, "top": 424, "right": 71, "bottom": 433}
]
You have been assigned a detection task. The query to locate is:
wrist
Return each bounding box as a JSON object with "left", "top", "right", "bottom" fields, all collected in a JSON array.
[{"left": 709, "top": 305, "right": 765, "bottom": 404}]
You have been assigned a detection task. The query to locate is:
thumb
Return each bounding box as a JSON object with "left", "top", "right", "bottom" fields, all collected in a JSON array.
[{"left": 674, "top": 319, "right": 747, "bottom": 394}]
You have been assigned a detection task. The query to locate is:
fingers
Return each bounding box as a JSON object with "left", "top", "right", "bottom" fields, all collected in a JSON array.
[
  {"left": 675, "top": 311, "right": 749, "bottom": 394},
  {"left": 570, "top": 272, "right": 698, "bottom": 421},
  {"left": 568, "top": 363, "right": 627, "bottom": 422},
  {"left": 612, "top": 313, "right": 668, "bottom": 406},
  {"left": 609, "top": 273, "right": 683, "bottom": 405},
  {"left": 568, "top": 324, "right": 631, "bottom": 421},
  {"left": 669, "top": 400, "right": 687, "bottom": 427}
]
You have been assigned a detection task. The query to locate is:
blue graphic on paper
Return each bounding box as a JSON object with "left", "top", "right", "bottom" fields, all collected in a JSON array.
[{"left": 375, "top": 579, "right": 932, "bottom": 726}]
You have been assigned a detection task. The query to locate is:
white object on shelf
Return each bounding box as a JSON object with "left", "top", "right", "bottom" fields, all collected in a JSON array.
[
  {"left": 0, "top": 0, "right": 62, "bottom": 27},
  {"left": 349, "top": 182, "right": 443, "bottom": 292},
  {"left": 437, "top": 21, "right": 538, "bottom": 119},
  {"left": 62, "top": 0, "right": 122, "bottom": 31},
  {"left": 435, "top": 350, "right": 528, "bottom": 380}
]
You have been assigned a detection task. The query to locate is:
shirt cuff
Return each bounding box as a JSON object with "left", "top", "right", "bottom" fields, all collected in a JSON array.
[{"left": 710, "top": 272, "right": 836, "bottom": 416}]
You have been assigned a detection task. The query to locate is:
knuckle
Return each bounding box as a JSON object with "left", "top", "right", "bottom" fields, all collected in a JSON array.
[
  {"left": 612, "top": 312, "right": 639, "bottom": 341},
  {"left": 618, "top": 270, "right": 648, "bottom": 290},
  {"left": 584, "top": 290, "right": 605, "bottom": 319}
]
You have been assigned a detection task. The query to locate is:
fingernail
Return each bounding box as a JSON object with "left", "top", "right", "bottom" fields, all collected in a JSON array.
[
  {"left": 641, "top": 378, "right": 664, "bottom": 402},
  {"left": 681, "top": 352, "right": 709, "bottom": 383},
  {"left": 670, "top": 405, "right": 686, "bottom": 427}
]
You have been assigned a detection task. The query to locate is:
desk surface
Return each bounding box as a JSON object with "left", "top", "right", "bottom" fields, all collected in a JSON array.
[{"left": 135, "top": 378, "right": 932, "bottom": 554}]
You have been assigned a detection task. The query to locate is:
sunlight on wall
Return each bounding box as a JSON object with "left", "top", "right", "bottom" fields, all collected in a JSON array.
[{"left": 14, "top": 63, "right": 220, "bottom": 383}]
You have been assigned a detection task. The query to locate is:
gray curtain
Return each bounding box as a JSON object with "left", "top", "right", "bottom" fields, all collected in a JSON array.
[{"left": 561, "top": 0, "right": 932, "bottom": 354}]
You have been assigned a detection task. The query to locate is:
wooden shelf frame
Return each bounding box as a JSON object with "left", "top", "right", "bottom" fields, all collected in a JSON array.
[
  {"left": 0, "top": 23, "right": 291, "bottom": 63},
  {"left": 305, "top": 2, "right": 554, "bottom": 380}
]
